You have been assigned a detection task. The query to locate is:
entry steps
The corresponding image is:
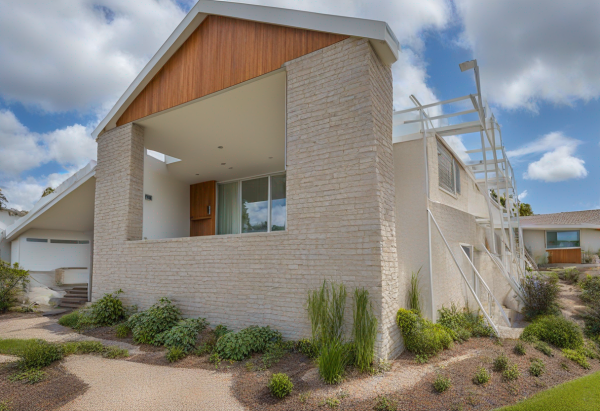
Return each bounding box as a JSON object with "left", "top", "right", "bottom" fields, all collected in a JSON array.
[{"left": 58, "top": 284, "right": 89, "bottom": 309}]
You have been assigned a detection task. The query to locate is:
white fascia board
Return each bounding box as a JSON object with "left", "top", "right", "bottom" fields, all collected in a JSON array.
[
  {"left": 4, "top": 169, "right": 96, "bottom": 242},
  {"left": 521, "top": 224, "right": 600, "bottom": 230},
  {"left": 92, "top": 0, "right": 399, "bottom": 139}
]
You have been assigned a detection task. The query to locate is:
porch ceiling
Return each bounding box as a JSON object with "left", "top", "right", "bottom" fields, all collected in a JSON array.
[{"left": 137, "top": 70, "right": 286, "bottom": 185}]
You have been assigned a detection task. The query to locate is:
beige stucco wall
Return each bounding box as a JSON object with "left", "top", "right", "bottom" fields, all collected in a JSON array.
[
  {"left": 523, "top": 229, "right": 546, "bottom": 261},
  {"left": 93, "top": 38, "right": 401, "bottom": 358},
  {"left": 524, "top": 228, "right": 600, "bottom": 262},
  {"left": 581, "top": 229, "right": 600, "bottom": 255}
]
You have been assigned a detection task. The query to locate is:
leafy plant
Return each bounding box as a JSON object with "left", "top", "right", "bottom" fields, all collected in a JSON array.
[
  {"left": 415, "top": 354, "right": 429, "bottom": 364},
  {"left": 534, "top": 341, "right": 554, "bottom": 357},
  {"left": 502, "top": 364, "right": 520, "bottom": 381},
  {"left": 115, "top": 323, "right": 131, "bottom": 338},
  {"left": 90, "top": 290, "right": 125, "bottom": 326},
  {"left": 268, "top": 373, "right": 293, "bottom": 398},
  {"left": 102, "top": 346, "right": 129, "bottom": 359},
  {"left": 562, "top": 349, "right": 591, "bottom": 369},
  {"left": 521, "top": 316, "right": 584, "bottom": 349},
  {"left": 166, "top": 346, "right": 186, "bottom": 362},
  {"left": 408, "top": 268, "right": 422, "bottom": 315},
  {"left": 307, "top": 280, "right": 347, "bottom": 348},
  {"left": 520, "top": 273, "right": 560, "bottom": 319},
  {"left": 529, "top": 358, "right": 545, "bottom": 377},
  {"left": 0, "top": 260, "right": 29, "bottom": 313},
  {"left": 438, "top": 303, "right": 493, "bottom": 341},
  {"left": 58, "top": 311, "right": 82, "bottom": 328},
  {"left": 17, "top": 340, "right": 63, "bottom": 370},
  {"left": 374, "top": 396, "right": 398, "bottom": 411},
  {"left": 213, "top": 325, "right": 230, "bottom": 340},
  {"left": 558, "top": 267, "right": 580, "bottom": 284},
  {"left": 215, "top": 325, "right": 281, "bottom": 361},
  {"left": 318, "top": 340, "right": 347, "bottom": 384},
  {"left": 580, "top": 275, "right": 600, "bottom": 305},
  {"left": 396, "top": 308, "right": 453, "bottom": 356},
  {"left": 299, "top": 391, "right": 311, "bottom": 403},
  {"left": 514, "top": 341, "right": 526, "bottom": 355},
  {"left": 296, "top": 338, "right": 319, "bottom": 358},
  {"left": 324, "top": 397, "right": 340, "bottom": 408},
  {"left": 353, "top": 288, "right": 378, "bottom": 372},
  {"left": 126, "top": 297, "right": 182, "bottom": 345},
  {"left": 493, "top": 353, "right": 509, "bottom": 372},
  {"left": 260, "top": 342, "right": 287, "bottom": 370},
  {"left": 157, "top": 318, "right": 208, "bottom": 352},
  {"left": 208, "top": 352, "right": 222, "bottom": 368},
  {"left": 8, "top": 368, "right": 46, "bottom": 384},
  {"left": 472, "top": 367, "right": 490, "bottom": 385},
  {"left": 433, "top": 374, "right": 451, "bottom": 393},
  {"left": 62, "top": 341, "right": 104, "bottom": 355}
]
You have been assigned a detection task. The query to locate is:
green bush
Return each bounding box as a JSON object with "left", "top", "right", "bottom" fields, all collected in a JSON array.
[
  {"left": 90, "top": 290, "right": 125, "bottom": 326},
  {"left": 583, "top": 303, "right": 600, "bottom": 338},
  {"left": 102, "top": 346, "right": 129, "bottom": 359},
  {"left": 535, "top": 341, "right": 554, "bottom": 357},
  {"left": 126, "top": 297, "right": 182, "bottom": 345},
  {"left": 438, "top": 303, "right": 493, "bottom": 340},
  {"left": 318, "top": 341, "right": 347, "bottom": 384},
  {"left": 156, "top": 318, "right": 208, "bottom": 352},
  {"left": 558, "top": 267, "right": 580, "bottom": 284},
  {"left": 268, "top": 373, "right": 294, "bottom": 398},
  {"left": 166, "top": 346, "right": 186, "bottom": 362},
  {"left": 562, "top": 349, "right": 591, "bottom": 369},
  {"left": 58, "top": 311, "right": 82, "bottom": 328},
  {"left": 260, "top": 343, "right": 287, "bottom": 370},
  {"left": 213, "top": 324, "right": 230, "bottom": 340},
  {"left": 0, "top": 260, "right": 29, "bottom": 313},
  {"left": 502, "top": 364, "right": 520, "bottom": 381},
  {"left": 415, "top": 354, "right": 429, "bottom": 364},
  {"left": 529, "top": 358, "right": 545, "bottom": 377},
  {"left": 353, "top": 288, "right": 378, "bottom": 372},
  {"left": 493, "top": 353, "right": 509, "bottom": 372},
  {"left": 521, "top": 316, "right": 584, "bottom": 349},
  {"left": 215, "top": 325, "right": 281, "bottom": 361},
  {"left": 115, "top": 323, "right": 131, "bottom": 338},
  {"left": 514, "top": 341, "right": 526, "bottom": 356},
  {"left": 580, "top": 275, "right": 600, "bottom": 304},
  {"left": 433, "top": 374, "right": 451, "bottom": 393},
  {"left": 472, "top": 367, "right": 490, "bottom": 385},
  {"left": 521, "top": 273, "right": 560, "bottom": 319},
  {"left": 62, "top": 341, "right": 104, "bottom": 355},
  {"left": 297, "top": 338, "right": 319, "bottom": 358},
  {"left": 8, "top": 368, "right": 46, "bottom": 384},
  {"left": 18, "top": 340, "right": 63, "bottom": 370},
  {"left": 396, "top": 309, "right": 453, "bottom": 356}
]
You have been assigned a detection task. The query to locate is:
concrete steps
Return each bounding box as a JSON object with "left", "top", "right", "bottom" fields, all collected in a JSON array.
[{"left": 58, "top": 285, "right": 88, "bottom": 309}]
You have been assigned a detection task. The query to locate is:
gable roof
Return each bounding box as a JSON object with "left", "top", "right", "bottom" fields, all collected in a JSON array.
[
  {"left": 92, "top": 0, "right": 399, "bottom": 139},
  {"left": 521, "top": 209, "right": 600, "bottom": 228}
]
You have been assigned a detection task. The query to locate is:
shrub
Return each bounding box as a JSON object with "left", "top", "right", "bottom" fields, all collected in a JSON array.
[
  {"left": 260, "top": 343, "right": 287, "bottom": 370},
  {"left": 408, "top": 268, "right": 422, "bottom": 315},
  {"left": 438, "top": 303, "right": 494, "bottom": 341},
  {"left": 493, "top": 353, "right": 509, "bottom": 372},
  {"left": 502, "top": 364, "right": 520, "bottom": 381},
  {"left": 307, "top": 280, "right": 347, "bottom": 347},
  {"left": 213, "top": 324, "right": 230, "bottom": 340},
  {"left": 102, "top": 346, "right": 129, "bottom": 359},
  {"left": 583, "top": 303, "right": 600, "bottom": 338},
  {"left": 157, "top": 318, "right": 208, "bottom": 352},
  {"left": 558, "top": 267, "right": 580, "bottom": 284},
  {"left": 415, "top": 354, "right": 429, "bottom": 364},
  {"left": 521, "top": 316, "right": 584, "bottom": 349},
  {"left": 268, "top": 373, "right": 293, "bottom": 398},
  {"left": 472, "top": 367, "right": 490, "bottom": 385},
  {"left": 534, "top": 341, "right": 554, "bottom": 357},
  {"left": 0, "top": 260, "right": 29, "bottom": 313},
  {"left": 90, "top": 290, "right": 125, "bottom": 326},
  {"left": 396, "top": 309, "right": 453, "bottom": 356},
  {"left": 562, "top": 349, "right": 591, "bottom": 369},
  {"left": 297, "top": 338, "right": 319, "bottom": 358},
  {"left": 62, "top": 341, "right": 104, "bottom": 355},
  {"left": 514, "top": 341, "right": 526, "bottom": 355},
  {"left": 433, "top": 374, "right": 451, "bottom": 393},
  {"left": 318, "top": 341, "right": 347, "bottom": 384},
  {"left": 520, "top": 273, "right": 560, "bottom": 319},
  {"left": 580, "top": 275, "right": 600, "bottom": 305},
  {"left": 115, "top": 323, "right": 131, "bottom": 338},
  {"left": 374, "top": 396, "right": 398, "bottom": 411},
  {"left": 18, "top": 340, "right": 63, "bottom": 370},
  {"left": 166, "top": 346, "right": 186, "bottom": 362},
  {"left": 529, "top": 358, "right": 545, "bottom": 377},
  {"left": 215, "top": 325, "right": 281, "bottom": 361},
  {"left": 58, "top": 311, "right": 82, "bottom": 328},
  {"left": 127, "top": 297, "right": 182, "bottom": 345},
  {"left": 353, "top": 288, "right": 378, "bottom": 372}
]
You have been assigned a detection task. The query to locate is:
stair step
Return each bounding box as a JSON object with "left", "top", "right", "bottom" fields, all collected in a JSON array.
[
  {"left": 66, "top": 290, "right": 88, "bottom": 296},
  {"left": 59, "top": 302, "right": 86, "bottom": 308},
  {"left": 72, "top": 287, "right": 88, "bottom": 291},
  {"left": 62, "top": 297, "right": 88, "bottom": 303}
]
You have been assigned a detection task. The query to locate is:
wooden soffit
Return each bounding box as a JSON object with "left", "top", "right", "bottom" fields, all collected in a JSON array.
[{"left": 117, "top": 15, "right": 348, "bottom": 126}]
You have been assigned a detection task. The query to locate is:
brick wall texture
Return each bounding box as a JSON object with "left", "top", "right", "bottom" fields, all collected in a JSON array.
[{"left": 92, "top": 38, "right": 401, "bottom": 358}]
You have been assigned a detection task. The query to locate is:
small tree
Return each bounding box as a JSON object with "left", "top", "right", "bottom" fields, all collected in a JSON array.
[
  {"left": 0, "top": 259, "right": 30, "bottom": 312},
  {"left": 0, "top": 188, "right": 7, "bottom": 210},
  {"left": 519, "top": 202, "right": 534, "bottom": 216}
]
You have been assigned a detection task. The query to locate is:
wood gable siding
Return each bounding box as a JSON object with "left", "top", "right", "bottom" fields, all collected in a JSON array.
[{"left": 117, "top": 15, "right": 348, "bottom": 126}]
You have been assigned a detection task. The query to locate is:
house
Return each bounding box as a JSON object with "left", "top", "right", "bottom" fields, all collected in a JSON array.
[
  {"left": 2, "top": 162, "right": 96, "bottom": 305},
  {"left": 521, "top": 210, "right": 600, "bottom": 264},
  {"left": 90, "top": 0, "right": 526, "bottom": 358}
]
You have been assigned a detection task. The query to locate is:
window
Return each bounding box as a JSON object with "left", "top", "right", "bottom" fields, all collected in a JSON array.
[
  {"left": 50, "top": 239, "right": 79, "bottom": 244},
  {"left": 437, "top": 141, "right": 461, "bottom": 195},
  {"left": 546, "top": 231, "right": 580, "bottom": 249},
  {"left": 217, "top": 173, "right": 286, "bottom": 235},
  {"left": 26, "top": 238, "right": 47, "bottom": 243}
]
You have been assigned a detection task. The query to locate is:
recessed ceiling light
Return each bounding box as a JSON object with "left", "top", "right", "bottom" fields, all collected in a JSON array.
[
  {"left": 218, "top": 146, "right": 223, "bottom": 149},
  {"left": 221, "top": 163, "right": 226, "bottom": 165},
  {"left": 195, "top": 173, "right": 199, "bottom": 176},
  {"left": 269, "top": 157, "right": 273, "bottom": 159},
  {"left": 229, "top": 167, "right": 233, "bottom": 169}
]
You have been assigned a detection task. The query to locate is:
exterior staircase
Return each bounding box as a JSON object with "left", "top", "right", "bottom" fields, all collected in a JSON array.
[{"left": 58, "top": 284, "right": 89, "bottom": 309}]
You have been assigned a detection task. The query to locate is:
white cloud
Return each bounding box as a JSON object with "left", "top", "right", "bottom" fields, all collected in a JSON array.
[
  {"left": 1, "top": 171, "right": 76, "bottom": 211},
  {"left": 443, "top": 136, "right": 470, "bottom": 162},
  {"left": 455, "top": 0, "right": 600, "bottom": 111},
  {"left": 518, "top": 190, "right": 528, "bottom": 201},
  {"left": 507, "top": 131, "right": 579, "bottom": 158},
  {"left": 0, "top": 0, "right": 187, "bottom": 113}
]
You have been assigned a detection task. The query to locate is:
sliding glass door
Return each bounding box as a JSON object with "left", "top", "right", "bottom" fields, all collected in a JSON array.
[{"left": 217, "top": 182, "right": 240, "bottom": 235}]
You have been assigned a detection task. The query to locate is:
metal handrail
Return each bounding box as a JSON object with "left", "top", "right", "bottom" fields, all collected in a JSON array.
[{"left": 481, "top": 243, "right": 525, "bottom": 301}]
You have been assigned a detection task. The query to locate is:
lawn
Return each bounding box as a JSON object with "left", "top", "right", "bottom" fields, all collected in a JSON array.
[{"left": 496, "top": 371, "right": 600, "bottom": 411}]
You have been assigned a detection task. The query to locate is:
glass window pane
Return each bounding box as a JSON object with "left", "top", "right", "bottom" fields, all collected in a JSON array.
[
  {"left": 546, "top": 231, "right": 580, "bottom": 248},
  {"left": 437, "top": 141, "right": 455, "bottom": 193},
  {"left": 217, "top": 182, "right": 240, "bottom": 235},
  {"left": 270, "top": 174, "right": 286, "bottom": 231},
  {"left": 242, "top": 178, "right": 268, "bottom": 233}
]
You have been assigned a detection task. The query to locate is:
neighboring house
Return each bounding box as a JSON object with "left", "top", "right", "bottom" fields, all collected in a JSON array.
[
  {"left": 522, "top": 210, "right": 600, "bottom": 264},
  {"left": 2, "top": 162, "right": 96, "bottom": 300},
  {"left": 0, "top": 208, "right": 28, "bottom": 262},
  {"left": 89, "top": 0, "right": 526, "bottom": 358}
]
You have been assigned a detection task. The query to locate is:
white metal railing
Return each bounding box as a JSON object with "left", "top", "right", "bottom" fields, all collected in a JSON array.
[{"left": 481, "top": 243, "right": 525, "bottom": 301}]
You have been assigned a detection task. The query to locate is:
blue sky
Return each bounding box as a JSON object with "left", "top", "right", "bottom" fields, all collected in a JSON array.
[{"left": 0, "top": 0, "right": 598, "bottom": 213}]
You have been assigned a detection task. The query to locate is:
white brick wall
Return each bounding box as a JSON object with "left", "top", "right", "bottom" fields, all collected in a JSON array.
[{"left": 93, "top": 38, "right": 400, "bottom": 358}]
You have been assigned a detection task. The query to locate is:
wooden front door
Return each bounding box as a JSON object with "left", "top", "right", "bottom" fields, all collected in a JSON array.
[
  {"left": 547, "top": 248, "right": 581, "bottom": 264},
  {"left": 190, "top": 181, "right": 216, "bottom": 236}
]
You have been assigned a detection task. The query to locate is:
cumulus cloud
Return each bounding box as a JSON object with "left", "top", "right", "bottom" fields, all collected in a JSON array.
[
  {"left": 518, "top": 190, "right": 528, "bottom": 201},
  {"left": 0, "top": 0, "right": 187, "bottom": 113},
  {"left": 507, "top": 131, "right": 587, "bottom": 183},
  {"left": 1, "top": 172, "right": 77, "bottom": 211},
  {"left": 455, "top": 0, "right": 600, "bottom": 111}
]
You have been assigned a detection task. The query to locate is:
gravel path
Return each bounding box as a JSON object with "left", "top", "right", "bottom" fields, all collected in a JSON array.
[
  {"left": 0, "top": 316, "right": 141, "bottom": 354},
  {"left": 58, "top": 355, "right": 245, "bottom": 411}
]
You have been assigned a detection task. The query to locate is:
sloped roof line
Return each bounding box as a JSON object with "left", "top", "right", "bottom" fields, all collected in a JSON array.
[
  {"left": 520, "top": 209, "right": 600, "bottom": 227},
  {"left": 92, "top": 0, "right": 399, "bottom": 139}
]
